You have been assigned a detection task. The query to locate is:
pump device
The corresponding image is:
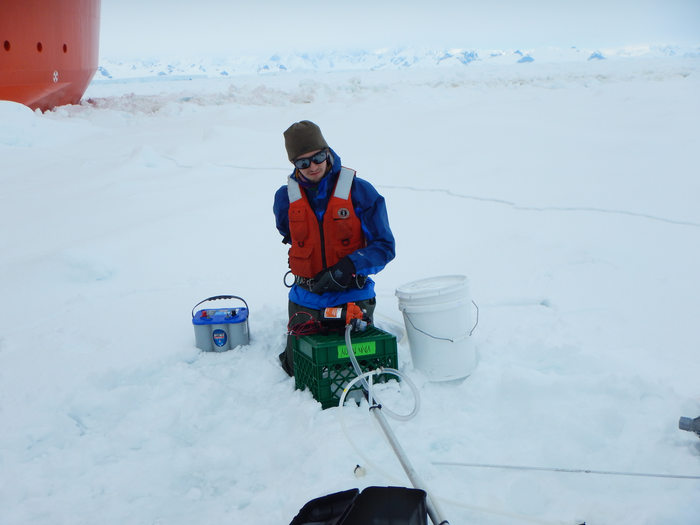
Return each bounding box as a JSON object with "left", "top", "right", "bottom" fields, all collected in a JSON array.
[{"left": 319, "top": 303, "right": 369, "bottom": 332}]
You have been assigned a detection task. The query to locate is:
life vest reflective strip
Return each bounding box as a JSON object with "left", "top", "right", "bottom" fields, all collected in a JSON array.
[{"left": 287, "top": 167, "right": 365, "bottom": 278}]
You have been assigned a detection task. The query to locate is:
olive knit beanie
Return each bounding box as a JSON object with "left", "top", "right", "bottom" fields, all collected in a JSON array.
[{"left": 283, "top": 120, "right": 329, "bottom": 161}]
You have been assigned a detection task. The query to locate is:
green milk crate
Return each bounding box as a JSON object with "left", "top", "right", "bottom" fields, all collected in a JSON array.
[{"left": 292, "top": 326, "right": 398, "bottom": 410}]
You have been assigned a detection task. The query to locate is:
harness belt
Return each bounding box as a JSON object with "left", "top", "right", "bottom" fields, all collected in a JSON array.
[{"left": 294, "top": 274, "right": 366, "bottom": 291}]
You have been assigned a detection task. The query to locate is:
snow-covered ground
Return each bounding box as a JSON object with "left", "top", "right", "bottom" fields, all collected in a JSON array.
[{"left": 1, "top": 54, "right": 699, "bottom": 525}]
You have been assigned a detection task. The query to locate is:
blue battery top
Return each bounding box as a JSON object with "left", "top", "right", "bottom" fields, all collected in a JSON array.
[{"left": 192, "top": 308, "right": 249, "bottom": 325}]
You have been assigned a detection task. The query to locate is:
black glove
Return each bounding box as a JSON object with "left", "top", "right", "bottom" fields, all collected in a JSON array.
[{"left": 310, "top": 257, "right": 356, "bottom": 295}]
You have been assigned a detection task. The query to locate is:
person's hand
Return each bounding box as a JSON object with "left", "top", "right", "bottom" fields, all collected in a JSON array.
[{"left": 310, "top": 257, "right": 356, "bottom": 294}]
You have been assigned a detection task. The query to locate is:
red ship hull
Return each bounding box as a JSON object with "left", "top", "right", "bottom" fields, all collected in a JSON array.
[{"left": 0, "top": 0, "right": 101, "bottom": 112}]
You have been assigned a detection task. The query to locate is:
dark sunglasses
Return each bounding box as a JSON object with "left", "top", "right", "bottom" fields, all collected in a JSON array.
[{"left": 293, "top": 149, "right": 329, "bottom": 170}]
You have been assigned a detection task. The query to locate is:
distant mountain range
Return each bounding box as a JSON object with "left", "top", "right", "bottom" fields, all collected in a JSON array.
[{"left": 95, "top": 45, "right": 700, "bottom": 81}]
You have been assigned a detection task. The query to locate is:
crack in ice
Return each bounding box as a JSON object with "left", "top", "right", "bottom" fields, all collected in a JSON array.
[{"left": 378, "top": 185, "right": 700, "bottom": 227}]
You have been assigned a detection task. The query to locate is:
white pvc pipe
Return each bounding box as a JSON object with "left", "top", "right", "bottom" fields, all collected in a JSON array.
[
  {"left": 338, "top": 371, "right": 567, "bottom": 525},
  {"left": 371, "top": 406, "right": 450, "bottom": 525}
]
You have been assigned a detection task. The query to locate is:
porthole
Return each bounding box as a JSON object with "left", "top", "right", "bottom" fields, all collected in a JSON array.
[
  {"left": 3, "top": 40, "right": 10, "bottom": 51},
  {"left": 37, "top": 42, "right": 43, "bottom": 52},
  {"left": 63, "top": 44, "right": 68, "bottom": 53}
]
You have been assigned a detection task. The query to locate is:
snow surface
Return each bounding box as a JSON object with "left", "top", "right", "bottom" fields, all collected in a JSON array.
[{"left": 1, "top": 53, "right": 700, "bottom": 525}]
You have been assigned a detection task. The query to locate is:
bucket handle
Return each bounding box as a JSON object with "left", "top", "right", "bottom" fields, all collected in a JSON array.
[
  {"left": 402, "top": 300, "right": 478, "bottom": 342},
  {"left": 191, "top": 295, "right": 249, "bottom": 318}
]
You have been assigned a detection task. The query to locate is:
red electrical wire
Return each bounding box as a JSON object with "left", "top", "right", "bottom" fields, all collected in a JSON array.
[{"left": 287, "top": 311, "right": 322, "bottom": 336}]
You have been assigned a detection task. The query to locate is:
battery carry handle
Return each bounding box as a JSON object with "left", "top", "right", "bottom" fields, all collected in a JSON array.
[{"left": 191, "top": 295, "right": 250, "bottom": 318}]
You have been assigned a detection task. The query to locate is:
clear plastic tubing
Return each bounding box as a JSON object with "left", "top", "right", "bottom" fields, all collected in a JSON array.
[{"left": 344, "top": 324, "right": 420, "bottom": 421}]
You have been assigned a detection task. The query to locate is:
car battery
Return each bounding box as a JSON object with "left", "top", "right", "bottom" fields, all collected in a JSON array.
[{"left": 192, "top": 295, "right": 249, "bottom": 352}]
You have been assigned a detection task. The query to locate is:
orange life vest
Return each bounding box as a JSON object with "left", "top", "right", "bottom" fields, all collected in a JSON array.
[{"left": 287, "top": 167, "right": 365, "bottom": 278}]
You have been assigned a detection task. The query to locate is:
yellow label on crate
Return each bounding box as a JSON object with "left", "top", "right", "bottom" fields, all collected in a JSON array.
[{"left": 338, "top": 341, "right": 377, "bottom": 359}]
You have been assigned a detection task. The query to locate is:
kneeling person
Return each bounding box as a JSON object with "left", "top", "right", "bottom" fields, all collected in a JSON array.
[{"left": 273, "top": 120, "right": 396, "bottom": 376}]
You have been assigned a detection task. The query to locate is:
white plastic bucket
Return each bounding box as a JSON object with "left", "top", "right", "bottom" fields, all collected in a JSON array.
[{"left": 395, "top": 275, "right": 476, "bottom": 381}]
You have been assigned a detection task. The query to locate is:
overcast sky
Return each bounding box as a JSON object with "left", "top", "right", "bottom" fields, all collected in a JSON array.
[{"left": 100, "top": 0, "right": 700, "bottom": 59}]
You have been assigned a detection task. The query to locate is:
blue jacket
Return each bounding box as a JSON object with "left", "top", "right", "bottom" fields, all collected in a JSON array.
[{"left": 273, "top": 148, "right": 396, "bottom": 309}]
